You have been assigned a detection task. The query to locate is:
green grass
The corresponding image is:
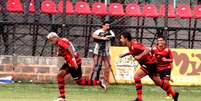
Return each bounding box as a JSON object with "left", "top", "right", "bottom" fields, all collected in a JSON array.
[{"left": 0, "top": 82, "right": 201, "bottom": 101}]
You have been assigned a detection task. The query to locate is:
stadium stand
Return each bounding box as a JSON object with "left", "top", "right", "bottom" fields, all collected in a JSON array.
[
  {"left": 75, "top": 1, "right": 91, "bottom": 15},
  {"left": 29, "top": 0, "right": 35, "bottom": 13},
  {"left": 176, "top": 4, "right": 193, "bottom": 19},
  {"left": 193, "top": 5, "right": 201, "bottom": 19},
  {"left": 91, "top": 2, "right": 108, "bottom": 16},
  {"left": 7, "top": 0, "right": 23, "bottom": 13},
  {"left": 108, "top": 3, "right": 125, "bottom": 16},
  {"left": 159, "top": 4, "right": 176, "bottom": 18},
  {"left": 142, "top": 4, "right": 159, "bottom": 17},
  {"left": 41, "top": 0, "right": 57, "bottom": 14},
  {"left": 125, "top": 3, "right": 142, "bottom": 17},
  {"left": 58, "top": 1, "right": 74, "bottom": 14}
]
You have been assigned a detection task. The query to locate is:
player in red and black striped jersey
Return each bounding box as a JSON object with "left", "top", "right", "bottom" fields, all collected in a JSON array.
[
  {"left": 151, "top": 36, "right": 179, "bottom": 101},
  {"left": 119, "top": 31, "right": 157, "bottom": 101},
  {"left": 119, "top": 31, "right": 178, "bottom": 101},
  {"left": 47, "top": 32, "right": 107, "bottom": 101}
]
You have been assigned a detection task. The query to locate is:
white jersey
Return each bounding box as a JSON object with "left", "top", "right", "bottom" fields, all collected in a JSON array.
[{"left": 93, "top": 29, "right": 115, "bottom": 56}]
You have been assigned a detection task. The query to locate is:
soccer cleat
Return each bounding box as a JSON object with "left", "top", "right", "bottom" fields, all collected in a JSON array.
[
  {"left": 100, "top": 79, "right": 108, "bottom": 92},
  {"left": 173, "top": 92, "right": 179, "bottom": 101},
  {"left": 165, "top": 96, "right": 171, "bottom": 99},
  {"left": 131, "top": 98, "right": 143, "bottom": 101},
  {"left": 53, "top": 97, "right": 66, "bottom": 101}
]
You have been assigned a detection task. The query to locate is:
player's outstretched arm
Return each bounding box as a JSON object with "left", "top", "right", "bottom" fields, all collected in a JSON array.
[{"left": 119, "top": 52, "right": 131, "bottom": 58}]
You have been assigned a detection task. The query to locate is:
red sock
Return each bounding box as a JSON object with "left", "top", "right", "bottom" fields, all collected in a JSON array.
[
  {"left": 57, "top": 77, "right": 65, "bottom": 98},
  {"left": 160, "top": 80, "right": 175, "bottom": 96},
  {"left": 134, "top": 77, "right": 142, "bottom": 100},
  {"left": 81, "top": 79, "right": 100, "bottom": 86}
]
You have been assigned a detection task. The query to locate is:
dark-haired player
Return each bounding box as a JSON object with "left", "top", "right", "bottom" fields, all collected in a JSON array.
[
  {"left": 119, "top": 31, "right": 179, "bottom": 101},
  {"left": 151, "top": 36, "right": 179, "bottom": 101}
]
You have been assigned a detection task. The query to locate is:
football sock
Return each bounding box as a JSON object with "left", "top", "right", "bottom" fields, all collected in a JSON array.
[
  {"left": 160, "top": 80, "right": 176, "bottom": 96},
  {"left": 57, "top": 77, "right": 65, "bottom": 98},
  {"left": 81, "top": 79, "right": 100, "bottom": 85},
  {"left": 134, "top": 77, "right": 142, "bottom": 100}
]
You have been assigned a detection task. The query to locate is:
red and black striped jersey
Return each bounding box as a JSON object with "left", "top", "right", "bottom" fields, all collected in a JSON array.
[
  {"left": 151, "top": 46, "right": 172, "bottom": 71},
  {"left": 56, "top": 38, "right": 81, "bottom": 65},
  {"left": 128, "top": 40, "right": 156, "bottom": 65}
]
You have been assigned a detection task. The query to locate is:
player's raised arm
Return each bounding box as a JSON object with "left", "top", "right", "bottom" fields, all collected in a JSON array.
[{"left": 161, "top": 49, "right": 173, "bottom": 63}]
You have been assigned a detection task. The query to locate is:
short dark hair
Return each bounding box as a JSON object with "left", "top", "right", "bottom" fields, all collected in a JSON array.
[
  {"left": 102, "top": 21, "right": 110, "bottom": 25},
  {"left": 157, "top": 35, "right": 165, "bottom": 40},
  {"left": 121, "top": 31, "right": 132, "bottom": 41}
]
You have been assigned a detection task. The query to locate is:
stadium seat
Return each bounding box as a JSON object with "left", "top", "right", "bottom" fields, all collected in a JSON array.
[
  {"left": 29, "top": 0, "right": 35, "bottom": 13},
  {"left": 91, "top": 2, "right": 108, "bottom": 16},
  {"left": 41, "top": 0, "right": 57, "bottom": 14},
  {"left": 125, "top": 3, "right": 142, "bottom": 17},
  {"left": 58, "top": 1, "right": 74, "bottom": 14},
  {"left": 7, "top": 0, "right": 23, "bottom": 13},
  {"left": 176, "top": 4, "right": 192, "bottom": 19},
  {"left": 75, "top": 1, "right": 91, "bottom": 15},
  {"left": 193, "top": 5, "right": 201, "bottom": 19},
  {"left": 109, "top": 3, "right": 125, "bottom": 16},
  {"left": 143, "top": 4, "right": 159, "bottom": 17},
  {"left": 159, "top": 4, "right": 176, "bottom": 18}
]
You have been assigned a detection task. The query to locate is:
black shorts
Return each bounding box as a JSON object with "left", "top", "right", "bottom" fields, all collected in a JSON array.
[
  {"left": 140, "top": 63, "right": 157, "bottom": 76},
  {"left": 159, "top": 69, "right": 171, "bottom": 80},
  {"left": 60, "top": 63, "right": 82, "bottom": 80}
]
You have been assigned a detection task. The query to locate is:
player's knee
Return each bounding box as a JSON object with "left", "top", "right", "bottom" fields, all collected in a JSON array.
[
  {"left": 134, "top": 73, "right": 141, "bottom": 79},
  {"left": 134, "top": 76, "right": 141, "bottom": 81},
  {"left": 154, "top": 80, "right": 161, "bottom": 86},
  {"left": 57, "top": 70, "right": 66, "bottom": 77},
  {"left": 134, "top": 75, "right": 139, "bottom": 80}
]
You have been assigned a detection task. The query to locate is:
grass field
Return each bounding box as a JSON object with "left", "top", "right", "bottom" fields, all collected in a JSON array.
[{"left": 0, "top": 82, "right": 201, "bottom": 101}]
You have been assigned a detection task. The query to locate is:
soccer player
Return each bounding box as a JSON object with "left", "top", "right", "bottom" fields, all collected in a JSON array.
[
  {"left": 119, "top": 31, "right": 179, "bottom": 101},
  {"left": 151, "top": 36, "right": 179, "bottom": 101},
  {"left": 119, "top": 31, "right": 157, "bottom": 101},
  {"left": 46, "top": 32, "right": 107, "bottom": 101}
]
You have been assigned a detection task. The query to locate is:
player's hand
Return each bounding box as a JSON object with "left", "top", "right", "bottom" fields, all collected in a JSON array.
[
  {"left": 119, "top": 54, "right": 124, "bottom": 58},
  {"left": 134, "top": 55, "right": 142, "bottom": 60},
  {"left": 161, "top": 57, "right": 168, "bottom": 62},
  {"left": 69, "top": 59, "right": 78, "bottom": 69}
]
